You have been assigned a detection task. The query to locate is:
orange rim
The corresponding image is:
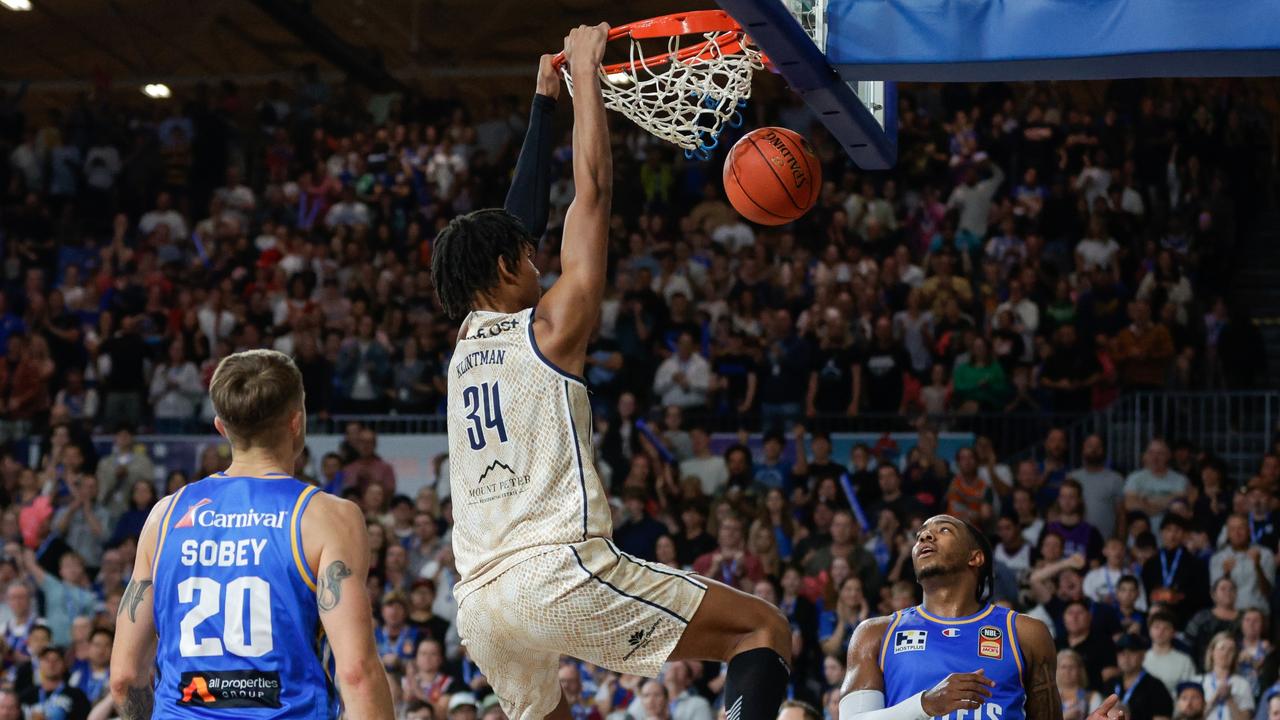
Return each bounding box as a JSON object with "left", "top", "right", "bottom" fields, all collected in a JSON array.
[{"left": 551, "top": 10, "right": 762, "bottom": 76}]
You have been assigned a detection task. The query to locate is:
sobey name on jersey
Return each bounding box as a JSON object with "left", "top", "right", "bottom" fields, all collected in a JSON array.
[{"left": 179, "top": 538, "right": 269, "bottom": 568}]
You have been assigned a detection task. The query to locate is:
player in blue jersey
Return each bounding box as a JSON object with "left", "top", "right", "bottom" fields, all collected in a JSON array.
[
  {"left": 838, "top": 515, "right": 1127, "bottom": 720},
  {"left": 108, "top": 350, "right": 394, "bottom": 720}
]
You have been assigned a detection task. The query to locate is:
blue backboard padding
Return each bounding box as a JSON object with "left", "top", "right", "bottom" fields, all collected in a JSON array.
[
  {"left": 826, "top": 0, "right": 1280, "bottom": 80},
  {"left": 716, "top": 0, "right": 898, "bottom": 169}
]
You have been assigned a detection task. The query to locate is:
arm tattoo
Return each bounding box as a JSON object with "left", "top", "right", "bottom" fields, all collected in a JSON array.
[
  {"left": 318, "top": 561, "right": 352, "bottom": 613},
  {"left": 119, "top": 686, "right": 154, "bottom": 720},
  {"left": 1024, "top": 655, "right": 1063, "bottom": 720},
  {"left": 119, "top": 578, "right": 153, "bottom": 623}
]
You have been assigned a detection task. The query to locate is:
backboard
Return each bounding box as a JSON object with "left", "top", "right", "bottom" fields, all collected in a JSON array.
[
  {"left": 716, "top": 0, "right": 1280, "bottom": 169},
  {"left": 717, "top": 0, "right": 897, "bottom": 169}
]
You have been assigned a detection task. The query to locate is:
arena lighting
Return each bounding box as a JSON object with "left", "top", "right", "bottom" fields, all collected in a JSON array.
[
  {"left": 142, "top": 83, "right": 172, "bottom": 99},
  {"left": 0, "top": 0, "right": 33, "bottom": 10}
]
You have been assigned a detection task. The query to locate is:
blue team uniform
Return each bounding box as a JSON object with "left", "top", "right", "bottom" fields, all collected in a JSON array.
[
  {"left": 151, "top": 473, "right": 338, "bottom": 719},
  {"left": 881, "top": 604, "right": 1026, "bottom": 720}
]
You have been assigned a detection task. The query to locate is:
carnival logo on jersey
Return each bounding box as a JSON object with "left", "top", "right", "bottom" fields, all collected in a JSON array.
[
  {"left": 178, "top": 670, "right": 282, "bottom": 708},
  {"left": 174, "top": 499, "right": 213, "bottom": 528},
  {"left": 942, "top": 628, "right": 960, "bottom": 638},
  {"left": 174, "top": 499, "right": 287, "bottom": 530},
  {"left": 893, "top": 629, "right": 927, "bottom": 654},
  {"left": 978, "top": 626, "right": 1003, "bottom": 660}
]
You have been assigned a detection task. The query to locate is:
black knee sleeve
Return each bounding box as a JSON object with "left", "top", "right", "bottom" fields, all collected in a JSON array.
[{"left": 723, "top": 647, "right": 790, "bottom": 720}]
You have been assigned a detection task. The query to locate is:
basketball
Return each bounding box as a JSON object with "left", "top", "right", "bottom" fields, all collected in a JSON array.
[{"left": 722, "top": 127, "right": 822, "bottom": 226}]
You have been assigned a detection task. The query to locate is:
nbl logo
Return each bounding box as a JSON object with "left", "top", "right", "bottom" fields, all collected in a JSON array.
[{"left": 978, "top": 626, "right": 1003, "bottom": 660}]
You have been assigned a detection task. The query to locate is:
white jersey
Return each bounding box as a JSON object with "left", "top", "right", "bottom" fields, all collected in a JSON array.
[{"left": 446, "top": 307, "right": 612, "bottom": 601}]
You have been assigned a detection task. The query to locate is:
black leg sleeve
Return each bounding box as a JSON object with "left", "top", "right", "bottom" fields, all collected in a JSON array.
[
  {"left": 503, "top": 92, "right": 557, "bottom": 239},
  {"left": 723, "top": 647, "right": 790, "bottom": 720}
]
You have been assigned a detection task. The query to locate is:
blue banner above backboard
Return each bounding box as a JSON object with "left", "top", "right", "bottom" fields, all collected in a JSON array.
[{"left": 824, "top": 0, "right": 1280, "bottom": 80}]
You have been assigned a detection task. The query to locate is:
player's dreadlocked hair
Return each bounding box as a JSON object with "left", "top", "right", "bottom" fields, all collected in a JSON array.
[
  {"left": 431, "top": 209, "right": 535, "bottom": 319},
  {"left": 962, "top": 519, "right": 996, "bottom": 604}
]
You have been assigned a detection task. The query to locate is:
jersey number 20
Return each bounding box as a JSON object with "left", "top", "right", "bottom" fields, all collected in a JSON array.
[
  {"left": 178, "top": 576, "right": 273, "bottom": 658},
  {"left": 462, "top": 382, "right": 508, "bottom": 450}
]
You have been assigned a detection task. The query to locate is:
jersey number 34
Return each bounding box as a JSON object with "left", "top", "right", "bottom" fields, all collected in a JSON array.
[{"left": 462, "top": 382, "right": 508, "bottom": 451}]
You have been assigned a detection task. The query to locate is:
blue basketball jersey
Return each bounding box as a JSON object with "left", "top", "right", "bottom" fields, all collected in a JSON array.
[
  {"left": 880, "top": 605, "right": 1026, "bottom": 720},
  {"left": 151, "top": 474, "right": 338, "bottom": 719}
]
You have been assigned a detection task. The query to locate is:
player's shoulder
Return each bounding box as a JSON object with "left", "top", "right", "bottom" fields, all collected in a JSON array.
[
  {"left": 1012, "top": 611, "right": 1054, "bottom": 655},
  {"left": 851, "top": 613, "right": 899, "bottom": 646},
  {"left": 305, "top": 491, "right": 363, "bottom": 525},
  {"left": 1012, "top": 611, "right": 1050, "bottom": 634},
  {"left": 298, "top": 492, "right": 368, "bottom": 557},
  {"left": 149, "top": 488, "right": 187, "bottom": 527},
  {"left": 137, "top": 488, "right": 189, "bottom": 556},
  {"left": 846, "top": 613, "right": 898, "bottom": 664}
]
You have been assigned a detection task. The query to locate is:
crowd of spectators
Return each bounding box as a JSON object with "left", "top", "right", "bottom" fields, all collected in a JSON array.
[
  {"left": 0, "top": 69, "right": 1276, "bottom": 720},
  {"left": 0, "top": 76, "right": 1273, "bottom": 441}
]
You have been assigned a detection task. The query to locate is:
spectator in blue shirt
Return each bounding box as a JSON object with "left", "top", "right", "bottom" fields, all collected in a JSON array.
[
  {"left": 374, "top": 594, "right": 420, "bottom": 671},
  {"left": 753, "top": 431, "right": 792, "bottom": 494}
]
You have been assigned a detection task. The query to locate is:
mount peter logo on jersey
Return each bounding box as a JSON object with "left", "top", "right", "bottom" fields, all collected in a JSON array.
[
  {"left": 893, "top": 629, "right": 927, "bottom": 654},
  {"left": 466, "top": 460, "right": 531, "bottom": 506},
  {"left": 178, "top": 670, "right": 282, "bottom": 708},
  {"left": 478, "top": 460, "right": 516, "bottom": 483},
  {"left": 174, "top": 498, "right": 286, "bottom": 529}
]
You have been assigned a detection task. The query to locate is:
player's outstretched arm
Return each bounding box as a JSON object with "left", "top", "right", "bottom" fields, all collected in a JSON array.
[
  {"left": 535, "top": 23, "right": 611, "bottom": 374},
  {"left": 503, "top": 55, "right": 559, "bottom": 238},
  {"left": 309, "top": 496, "right": 395, "bottom": 720},
  {"left": 109, "top": 495, "right": 174, "bottom": 720},
  {"left": 840, "top": 615, "right": 995, "bottom": 720}
]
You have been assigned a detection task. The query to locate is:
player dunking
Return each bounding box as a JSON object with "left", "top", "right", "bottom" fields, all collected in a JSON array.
[
  {"left": 109, "top": 350, "right": 393, "bottom": 720},
  {"left": 838, "top": 515, "right": 1126, "bottom": 720},
  {"left": 431, "top": 23, "right": 792, "bottom": 720}
]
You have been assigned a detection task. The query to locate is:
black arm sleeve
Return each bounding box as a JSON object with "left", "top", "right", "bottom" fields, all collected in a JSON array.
[{"left": 503, "top": 93, "right": 557, "bottom": 239}]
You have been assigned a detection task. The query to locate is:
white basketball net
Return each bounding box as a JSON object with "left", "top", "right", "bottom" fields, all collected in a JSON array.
[{"left": 562, "top": 30, "right": 765, "bottom": 158}]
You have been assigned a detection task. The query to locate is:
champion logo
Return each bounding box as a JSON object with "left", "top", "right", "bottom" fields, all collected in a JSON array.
[
  {"left": 942, "top": 628, "right": 960, "bottom": 638},
  {"left": 174, "top": 499, "right": 213, "bottom": 528}
]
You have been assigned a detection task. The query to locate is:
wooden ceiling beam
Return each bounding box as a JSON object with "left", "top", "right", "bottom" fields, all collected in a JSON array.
[
  {"left": 105, "top": 0, "right": 222, "bottom": 75},
  {"left": 28, "top": 0, "right": 142, "bottom": 77}
]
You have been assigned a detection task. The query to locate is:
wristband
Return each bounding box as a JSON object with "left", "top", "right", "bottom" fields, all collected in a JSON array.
[{"left": 839, "top": 690, "right": 929, "bottom": 720}]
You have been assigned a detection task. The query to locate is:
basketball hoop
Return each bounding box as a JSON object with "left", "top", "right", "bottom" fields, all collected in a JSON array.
[{"left": 552, "top": 11, "right": 766, "bottom": 160}]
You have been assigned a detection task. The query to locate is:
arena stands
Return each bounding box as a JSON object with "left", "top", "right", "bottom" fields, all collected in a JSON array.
[{"left": 0, "top": 73, "right": 1278, "bottom": 720}]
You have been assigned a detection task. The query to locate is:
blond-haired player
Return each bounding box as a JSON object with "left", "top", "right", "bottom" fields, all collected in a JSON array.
[{"left": 110, "top": 350, "right": 393, "bottom": 720}]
